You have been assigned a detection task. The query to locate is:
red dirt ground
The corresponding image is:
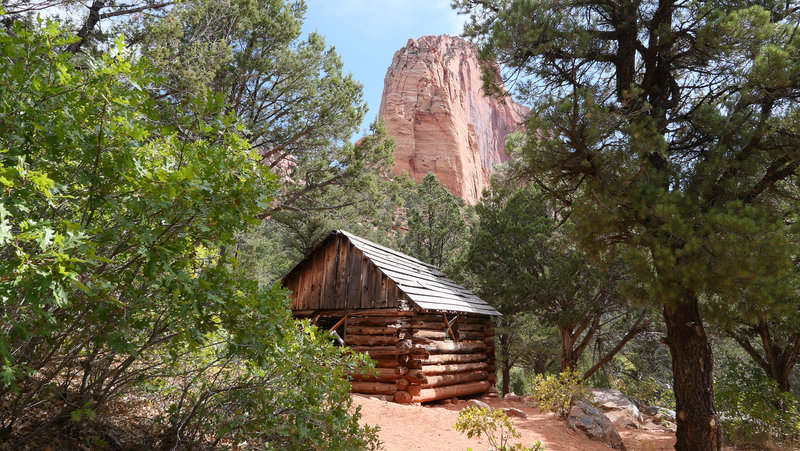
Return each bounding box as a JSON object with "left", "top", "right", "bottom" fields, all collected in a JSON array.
[{"left": 352, "top": 394, "right": 679, "bottom": 451}]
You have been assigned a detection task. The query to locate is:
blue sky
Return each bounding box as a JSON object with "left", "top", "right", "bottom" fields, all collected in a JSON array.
[{"left": 302, "top": 0, "right": 467, "bottom": 134}]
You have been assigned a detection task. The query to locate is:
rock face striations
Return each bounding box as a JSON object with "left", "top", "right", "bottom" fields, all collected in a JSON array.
[{"left": 378, "top": 35, "right": 527, "bottom": 204}]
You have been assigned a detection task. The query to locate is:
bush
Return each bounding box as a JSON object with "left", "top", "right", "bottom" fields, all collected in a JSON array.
[
  {"left": 530, "top": 369, "right": 588, "bottom": 418},
  {"left": 0, "top": 20, "right": 379, "bottom": 449},
  {"left": 715, "top": 359, "right": 800, "bottom": 449},
  {"left": 454, "top": 406, "right": 545, "bottom": 451},
  {"left": 510, "top": 367, "right": 532, "bottom": 395}
]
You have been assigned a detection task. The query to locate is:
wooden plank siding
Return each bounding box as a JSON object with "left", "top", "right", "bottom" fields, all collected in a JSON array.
[
  {"left": 285, "top": 234, "right": 403, "bottom": 311},
  {"left": 334, "top": 238, "right": 349, "bottom": 310}
]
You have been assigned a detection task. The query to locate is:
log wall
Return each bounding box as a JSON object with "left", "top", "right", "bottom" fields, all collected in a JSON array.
[{"left": 343, "top": 310, "right": 496, "bottom": 403}]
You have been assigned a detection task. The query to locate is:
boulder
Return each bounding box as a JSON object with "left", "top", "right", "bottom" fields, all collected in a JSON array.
[
  {"left": 378, "top": 35, "right": 528, "bottom": 204},
  {"left": 467, "top": 399, "right": 491, "bottom": 410},
  {"left": 589, "top": 388, "right": 643, "bottom": 427},
  {"left": 605, "top": 410, "right": 640, "bottom": 429},
  {"left": 502, "top": 407, "right": 528, "bottom": 419},
  {"left": 567, "top": 400, "right": 626, "bottom": 450}
]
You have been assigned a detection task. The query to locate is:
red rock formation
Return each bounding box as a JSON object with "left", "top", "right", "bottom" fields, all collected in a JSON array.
[{"left": 378, "top": 35, "right": 527, "bottom": 204}]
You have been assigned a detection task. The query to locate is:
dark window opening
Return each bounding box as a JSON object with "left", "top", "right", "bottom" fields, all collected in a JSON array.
[
  {"left": 317, "top": 315, "right": 346, "bottom": 346},
  {"left": 443, "top": 313, "right": 460, "bottom": 341}
]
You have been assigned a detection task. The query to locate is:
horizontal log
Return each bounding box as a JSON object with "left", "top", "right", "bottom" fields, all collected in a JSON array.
[
  {"left": 349, "top": 368, "right": 401, "bottom": 382},
  {"left": 407, "top": 321, "right": 495, "bottom": 334},
  {"left": 351, "top": 345, "right": 416, "bottom": 355},
  {"left": 421, "top": 362, "right": 489, "bottom": 375},
  {"left": 412, "top": 330, "right": 455, "bottom": 340},
  {"left": 398, "top": 380, "right": 492, "bottom": 403},
  {"left": 372, "top": 359, "right": 399, "bottom": 368},
  {"left": 351, "top": 381, "right": 398, "bottom": 395},
  {"left": 407, "top": 384, "right": 421, "bottom": 396},
  {"left": 422, "top": 370, "right": 489, "bottom": 388},
  {"left": 348, "top": 317, "right": 410, "bottom": 327},
  {"left": 422, "top": 353, "right": 487, "bottom": 364},
  {"left": 345, "top": 325, "right": 403, "bottom": 335},
  {"left": 346, "top": 334, "right": 400, "bottom": 346},
  {"left": 413, "top": 330, "right": 489, "bottom": 340},
  {"left": 350, "top": 345, "right": 397, "bottom": 352},
  {"left": 457, "top": 323, "right": 494, "bottom": 332},
  {"left": 409, "top": 320, "right": 445, "bottom": 329},
  {"left": 350, "top": 346, "right": 398, "bottom": 355},
  {"left": 421, "top": 341, "right": 487, "bottom": 354},
  {"left": 461, "top": 331, "right": 493, "bottom": 340}
]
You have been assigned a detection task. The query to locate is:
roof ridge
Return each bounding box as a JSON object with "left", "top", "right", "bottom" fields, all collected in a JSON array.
[{"left": 335, "top": 229, "right": 440, "bottom": 271}]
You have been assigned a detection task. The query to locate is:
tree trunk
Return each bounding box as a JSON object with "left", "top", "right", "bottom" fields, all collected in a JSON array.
[
  {"left": 725, "top": 324, "right": 799, "bottom": 393},
  {"left": 560, "top": 326, "right": 578, "bottom": 371},
  {"left": 498, "top": 332, "right": 512, "bottom": 396},
  {"left": 533, "top": 354, "right": 548, "bottom": 375},
  {"left": 501, "top": 362, "right": 511, "bottom": 396},
  {"left": 755, "top": 318, "right": 798, "bottom": 393},
  {"left": 582, "top": 312, "right": 650, "bottom": 380},
  {"left": 66, "top": 0, "right": 106, "bottom": 54},
  {"left": 663, "top": 298, "right": 721, "bottom": 451}
]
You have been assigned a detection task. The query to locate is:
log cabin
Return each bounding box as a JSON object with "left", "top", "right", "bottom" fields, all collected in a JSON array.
[{"left": 282, "top": 230, "right": 501, "bottom": 403}]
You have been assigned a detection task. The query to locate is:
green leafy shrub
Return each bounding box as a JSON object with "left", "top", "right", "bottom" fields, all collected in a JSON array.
[
  {"left": 530, "top": 369, "right": 588, "bottom": 418},
  {"left": 454, "top": 406, "right": 545, "bottom": 451},
  {"left": 510, "top": 367, "right": 532, "bottom": 396},
  {"left": 716, "top": 359, "right": 800, "bottom": 449},
  {"left": 0, "top": 19, "right": 380, "bottom": 449}
]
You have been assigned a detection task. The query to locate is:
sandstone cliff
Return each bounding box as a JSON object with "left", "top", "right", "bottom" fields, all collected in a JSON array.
[{"left": 378, "top": 35, "right": 527, "bottom": 204}]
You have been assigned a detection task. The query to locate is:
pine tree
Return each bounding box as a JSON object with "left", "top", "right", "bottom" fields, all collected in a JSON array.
[
  {"left": 403, "top": 173, "right": 469, "bottom": 270},
  {"left": 455, "top": 1, "right": 800, "bottom": 449},
  {"left": 467, "top": 182, "right": 649, "bottom": 391}
]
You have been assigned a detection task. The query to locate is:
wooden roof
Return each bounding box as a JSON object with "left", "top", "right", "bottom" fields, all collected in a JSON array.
[{"left": 284, "top": 230, "right": 501, "bottom": 316}]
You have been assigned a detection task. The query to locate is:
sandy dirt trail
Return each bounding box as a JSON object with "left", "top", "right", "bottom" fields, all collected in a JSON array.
[{"left": 353, "top": 394, "right": 679, "bottom": 451}]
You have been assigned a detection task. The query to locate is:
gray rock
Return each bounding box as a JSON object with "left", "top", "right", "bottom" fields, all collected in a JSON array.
[
  {"left": 502, "top": 407, "right": 528, "bottom": 419},
  {"left": 606, "top": 410, "right": 640, "bottom": 429},
  {"left": 567, "top": 400, "right": 626, "bottom": 450},
  {"left": 589, "top": 388, "right": 643, "bottom": 425},
  {"left": 467, "top": 399, "right": 491, "bottom": 410}
]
